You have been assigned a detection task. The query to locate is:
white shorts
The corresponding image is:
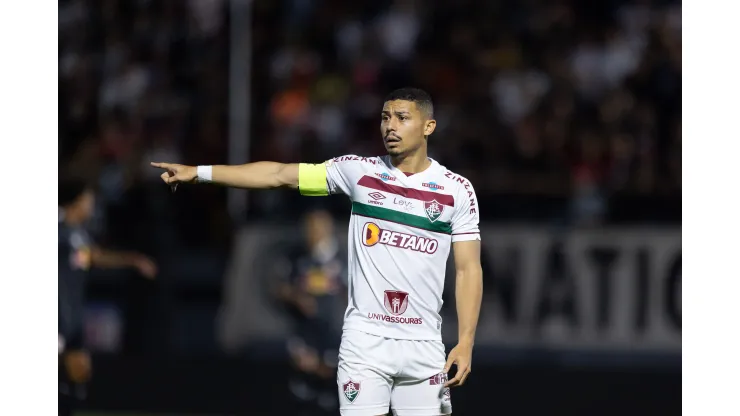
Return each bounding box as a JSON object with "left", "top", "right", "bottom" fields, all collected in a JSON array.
[{"left": 337, "top": 329, "right": 452, "bottom": 416}]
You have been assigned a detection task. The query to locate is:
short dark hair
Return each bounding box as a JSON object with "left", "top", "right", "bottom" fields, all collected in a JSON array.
[
  {"left": 384, "top": 87, "right": 434, "bottom": 119},
  {"left": 59, "top": 178, "right": 92, "bottom": 207}
]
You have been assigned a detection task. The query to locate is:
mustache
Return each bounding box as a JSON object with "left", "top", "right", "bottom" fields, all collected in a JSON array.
[{"left": 384, "top": 132, "right": 401, "bottom": 140}]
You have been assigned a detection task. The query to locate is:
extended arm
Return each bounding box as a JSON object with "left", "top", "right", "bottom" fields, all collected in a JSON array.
[
  {"left": 207, "top": 162, "right": 299, "bottom": 189},
  {"left": 150, "top": 162, "right": 300, "bottom": 190},
  {"left": 90, "top": 247, "right": 157, "bottom": 278},
  {"left": 90, "top": 247, "right": 138, "bottom": 268}
]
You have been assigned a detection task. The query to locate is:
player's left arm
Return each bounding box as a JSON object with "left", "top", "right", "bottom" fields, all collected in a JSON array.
[
  {"left": 444, "top": 179, "right": 482, "bottom": 388},
  {"left": 444, "top": 240, "right": 483, "bottom": 388},
  {"left": 453, "top": 240, "right": 483, "bottom": 345},
  {"left": 90, "top": 247, "right": 158, "bottom": 279}
]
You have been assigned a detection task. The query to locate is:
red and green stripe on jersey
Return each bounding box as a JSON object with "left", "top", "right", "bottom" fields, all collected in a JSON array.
[
  {"left": 357, "top": 176, "right": 455, "bottom": 207},
  {"left": 352, "top": 175, "right": 454, "bottom": 234}
]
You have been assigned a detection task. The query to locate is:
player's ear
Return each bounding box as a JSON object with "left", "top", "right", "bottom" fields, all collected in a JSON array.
[{"left": 424, "top": 119, "right": 436, "bottom": 136}]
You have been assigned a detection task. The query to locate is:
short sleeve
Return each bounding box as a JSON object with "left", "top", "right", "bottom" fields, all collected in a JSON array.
[
  {"left": 450, "top": 179, "right": 481, "bottom": 242},
  {"left": 325, "top": 155, "right": 363, "bottom": 196}
]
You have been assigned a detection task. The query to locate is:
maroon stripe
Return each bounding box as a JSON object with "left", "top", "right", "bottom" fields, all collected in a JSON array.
[
  {"left": 452, "top": 232, "right": 480, "bottom": 236},
  {"left": 357, "top": 176, "right": 455, "bottom": 207}
]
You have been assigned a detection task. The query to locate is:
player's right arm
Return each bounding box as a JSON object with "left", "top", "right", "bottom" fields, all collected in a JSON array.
[
  {"left": 150, "top": 162, "right": 301, "bottom": 190},
  {"left": 151, "top": 156, "right": 358, "bottom": 196}
]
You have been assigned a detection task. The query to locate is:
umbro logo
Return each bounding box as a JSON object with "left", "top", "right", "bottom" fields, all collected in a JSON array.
[{"left": 368, "top": 192, "right": 386, "bottom": 200}]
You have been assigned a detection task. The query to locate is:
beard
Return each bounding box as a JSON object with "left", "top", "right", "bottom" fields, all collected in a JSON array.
[{"left": 386, "top": 146, "right": 404, "bottom": 157}]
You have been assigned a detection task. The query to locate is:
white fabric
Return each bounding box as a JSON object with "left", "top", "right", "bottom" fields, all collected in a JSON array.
[
  {"left": 337, "top": 330, "right": 452, "bottom": 416},
  {"left": 197, "top": 165, "right": 213, "bottom": 182},
  {"left": 324, "top": 155, "right": 481, "bottom": 341}
]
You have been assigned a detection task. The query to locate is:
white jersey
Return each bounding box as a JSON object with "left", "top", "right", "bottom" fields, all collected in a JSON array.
[{"left": 323, "top": 155, "right": 481, "bottom": 341}]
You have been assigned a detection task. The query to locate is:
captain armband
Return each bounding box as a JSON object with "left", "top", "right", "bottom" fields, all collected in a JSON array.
[{"left": 298, "top": 163, "right": 329, "bottom": 196}]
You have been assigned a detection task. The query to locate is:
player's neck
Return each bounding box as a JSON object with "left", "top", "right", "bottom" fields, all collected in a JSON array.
[{"left": 390, "top": 148, "right": 431, "bottom": 174}]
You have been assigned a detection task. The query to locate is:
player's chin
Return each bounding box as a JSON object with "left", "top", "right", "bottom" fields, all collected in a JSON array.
[{"left": 385, "top": 145, "right": 404, "bottom": 157}]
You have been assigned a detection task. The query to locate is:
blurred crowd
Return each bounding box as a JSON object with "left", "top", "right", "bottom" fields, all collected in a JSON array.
[
  {"left": 59, "top": 0, "right": 231, "bottom": 250},
  {"left": 59, "top": 0, "right": 682, "bottom": 250},
  {"left": 250, "top": 0, "right": 681, "bottom": 224}
]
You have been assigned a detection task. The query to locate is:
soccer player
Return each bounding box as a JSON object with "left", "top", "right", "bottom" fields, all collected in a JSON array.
[
  {"left": 152, "top": 88, "right": 483, "bottom": 416},
  {"left": 58, "top": 179, "right": 158, "bottom": 416}
]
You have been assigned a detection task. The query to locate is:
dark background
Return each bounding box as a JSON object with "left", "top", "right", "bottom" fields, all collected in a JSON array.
[{"left": 59, "top": 0, "right": 681, "bottom": 414}]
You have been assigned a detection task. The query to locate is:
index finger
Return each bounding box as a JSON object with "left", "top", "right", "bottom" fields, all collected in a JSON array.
[{"left": 151, "top": 162, "right": 173, "bottom": 169}]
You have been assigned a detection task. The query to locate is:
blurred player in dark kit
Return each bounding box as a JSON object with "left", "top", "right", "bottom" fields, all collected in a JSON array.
[
  {"left": 58, "top": 178, "right": 158, "bottom": 416},
  {"left": 275, "top": 209, "right": 347, "bottom": 416}
]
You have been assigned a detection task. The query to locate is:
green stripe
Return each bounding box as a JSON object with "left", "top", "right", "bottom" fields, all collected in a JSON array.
[{"left": 352, "top": 202, "right": 452, "bottom": 234}]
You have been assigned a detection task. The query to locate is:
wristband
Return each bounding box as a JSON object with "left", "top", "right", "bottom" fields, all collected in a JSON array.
[{"left": 197, "top": 165, "right": 213, "bottom": 182}]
